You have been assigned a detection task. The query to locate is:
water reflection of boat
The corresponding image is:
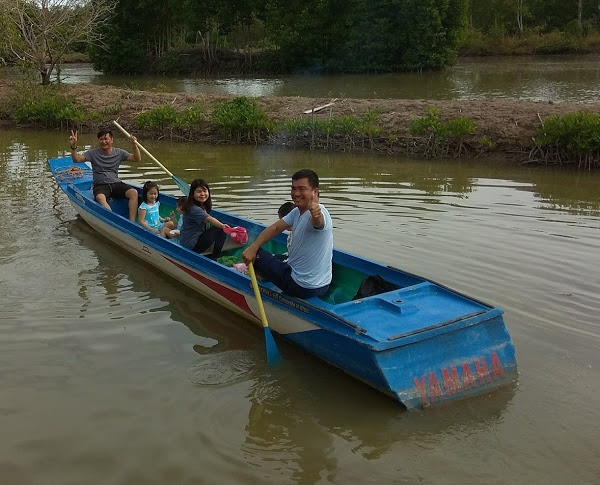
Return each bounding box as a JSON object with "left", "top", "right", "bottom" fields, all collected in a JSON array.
[
  {"left": 50, "top": 156, "right": 518, "bottom": 409},
  {"left": 65, "top": 217, "right": 256, "bottom": 353},
  {"left": 241, "top": 356, "right": 518, "bottom": 473}
]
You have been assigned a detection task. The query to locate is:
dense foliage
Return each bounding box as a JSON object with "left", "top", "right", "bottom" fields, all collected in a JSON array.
[
  {"left": 90, "top": 0, "right": 470, "bottom": 74},
  {"left": 470, "top": 0, "right": 600, "bottom": 35},
  {"left": 85, "top": 0, "right": 600, "bottom": 75},
  {"left": 2, "top": 0, "right": 600, "bottom": 77}
]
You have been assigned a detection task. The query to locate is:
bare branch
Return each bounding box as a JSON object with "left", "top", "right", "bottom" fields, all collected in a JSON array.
[{"left": 5, "top": 0, "right": 117, "bottom": 84}]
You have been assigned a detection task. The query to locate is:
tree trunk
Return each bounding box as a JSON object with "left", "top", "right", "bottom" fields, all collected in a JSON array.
[
  {"left": 469, "top": 0, "right": 473, "bottom": 29},
  {"left": 40, "top": 67, "right": 50, "bottom": 85}
]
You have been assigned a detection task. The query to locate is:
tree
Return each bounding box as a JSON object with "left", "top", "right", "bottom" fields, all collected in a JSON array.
[
  {"left": 3, "top": 0, "right": 116, "bottom": 85},
  {"left": 258, "top": 0, "right": 467, "bottom": 72},
  {"left": 259, "top": 0, "right": 352, "bottom": 71},
  {"left": 90, "top": 0, "right": 187, "bottom": 74},
  {"left": 516, "top": 0, "right": 524, "bottom": 33},
  {"left": 470, "top": 0, "right": 519, "bottom": 34}
]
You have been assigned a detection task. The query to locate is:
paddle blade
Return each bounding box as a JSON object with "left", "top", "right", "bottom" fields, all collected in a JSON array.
[
  {"left": 264, "top": 326, "right": 282, "bottom": 367},
  {"left": 173, "top": 175, "right": 190, "bottom": 195}
]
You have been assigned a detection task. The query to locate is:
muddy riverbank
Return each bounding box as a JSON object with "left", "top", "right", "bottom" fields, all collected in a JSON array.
[{"left": 1, "top": 80, "right": 599, "bottom": 164}]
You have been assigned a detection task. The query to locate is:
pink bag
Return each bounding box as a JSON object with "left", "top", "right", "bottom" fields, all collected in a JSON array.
[
  {"left": 232, "top": 262, "right": 248, "bottom": 274},
  {"left": 224, "top": 226, "right": 248, "bottom": 244}
]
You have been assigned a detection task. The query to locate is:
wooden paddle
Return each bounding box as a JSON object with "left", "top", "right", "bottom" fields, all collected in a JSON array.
[
  {"left": 248, "top": 262, "right": 282, "bottom": 366},
  {"left": 112, "top": 120, "right": 190, "bottom": 195}
]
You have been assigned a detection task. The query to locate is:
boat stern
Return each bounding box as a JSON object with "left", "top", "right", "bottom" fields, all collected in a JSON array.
[{"left": 378, "top": 311, "right": 518, "bottom": 409}]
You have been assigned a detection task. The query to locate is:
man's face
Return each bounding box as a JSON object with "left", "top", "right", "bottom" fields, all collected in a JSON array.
[
  {"left": 291, "top": 177, "right": 317, "bottom": 211},
  {"left": 98, "top": 133, "right": 113, "bottom": 151}
]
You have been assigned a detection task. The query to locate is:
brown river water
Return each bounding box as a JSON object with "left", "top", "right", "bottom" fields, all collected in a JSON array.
[{"left": 1, "top": 128, "right": 599, "bottom": 483}]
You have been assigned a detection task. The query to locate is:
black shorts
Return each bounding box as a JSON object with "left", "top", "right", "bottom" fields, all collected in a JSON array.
[{"left": 93, "top": 182, "right": 133, "bottom": 200}]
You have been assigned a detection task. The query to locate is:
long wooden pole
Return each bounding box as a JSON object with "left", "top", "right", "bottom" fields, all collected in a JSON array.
[{"left": 112, "top": 120, "right": 190, "bottom": 195}]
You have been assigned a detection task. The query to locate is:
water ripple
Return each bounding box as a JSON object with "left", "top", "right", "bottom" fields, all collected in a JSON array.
[{"left": 187, "top": 351, "right": 256, "bottom": 386}]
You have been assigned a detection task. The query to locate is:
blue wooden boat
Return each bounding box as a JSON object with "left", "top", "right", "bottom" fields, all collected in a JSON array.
[{"left": 49, "top": 155, "right": 518, "bottom": 409}]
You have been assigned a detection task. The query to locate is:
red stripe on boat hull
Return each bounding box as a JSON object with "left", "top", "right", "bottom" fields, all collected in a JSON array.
[{"left": 164, "top": 256, "right": 255, "bottom": 316}]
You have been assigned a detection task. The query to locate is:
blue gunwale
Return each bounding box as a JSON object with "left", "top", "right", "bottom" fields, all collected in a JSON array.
[{"left": 49, "top": 156, "right": 518, "bottom": 409}]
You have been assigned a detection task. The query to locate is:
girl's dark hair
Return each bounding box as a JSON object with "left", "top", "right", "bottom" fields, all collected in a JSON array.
[
  {"left": 176, "top": 196, "right": 187, "bottom": 207},
  {"left": 142, "top": 181, "right": 159, "bottom": 203},
  {"left": 182, "top": 179, "right": 212, "bottom": 213}
]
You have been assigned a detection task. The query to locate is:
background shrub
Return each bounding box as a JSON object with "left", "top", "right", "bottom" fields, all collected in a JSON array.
[
  {"left": 537, "top": 110, "right": 600, "bottom": 155},
  {"left": 135, "top": 105, "right": 179, "bottom": 130},
  {"left": 212, "top": 97, "right": 270, "bottom": 141},
  {"left": 11, "top": 84, "right": 86, "bottom": 126}
]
